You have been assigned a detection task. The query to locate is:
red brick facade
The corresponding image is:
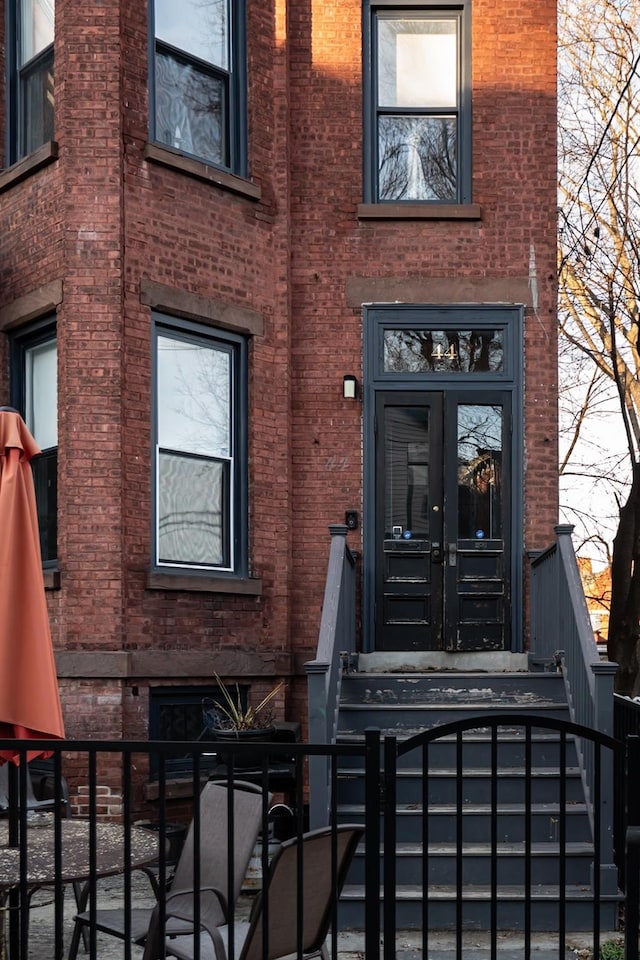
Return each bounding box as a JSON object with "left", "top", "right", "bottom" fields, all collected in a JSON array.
[{"left": 0, "top": 0, "right": 558, "bottom": 747}]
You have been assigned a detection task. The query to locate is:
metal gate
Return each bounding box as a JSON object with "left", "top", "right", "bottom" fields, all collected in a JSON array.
[{"left": 379, "top": 714, "right": 631, "bottom": 960}]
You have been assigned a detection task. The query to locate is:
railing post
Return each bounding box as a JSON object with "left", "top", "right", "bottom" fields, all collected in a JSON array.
[
  {"left": 627, "top": 737, "right": 640, "bottom": 838},
  {"left": 305, "top": 660, "right": 330, "bottom": 830},
  {"left": 592, "top": 663, "right": 619, "bottom": 894},
  {"left": 527, "top": 548, "right": 543, "bottom": 664},
  {"left": 625, "top": 826, "right": 640, "bottom": 960},
  {"left": 364, "top": 728, "right": 381, "bottom": 960}
]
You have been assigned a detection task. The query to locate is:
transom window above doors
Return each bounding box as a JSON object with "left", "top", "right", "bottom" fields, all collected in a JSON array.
[
  {"left": 368, "top": 307, "right": 515, "bottom": 381},
  {"left": 363, "top": 0, "right": 471, "bottom": 204},
  {"left": 151, "top": 0, "right": 247, "bottom": 175},
  {"left": 384, "top": 328, "right": 504, "bottom": 374},
  {"left": 7, "top": 0, "right": 55, "bottom": 164}
]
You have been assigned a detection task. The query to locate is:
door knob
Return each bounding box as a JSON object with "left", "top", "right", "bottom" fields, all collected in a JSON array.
[{"left": 448, "top": 543, "right": 457, "bottom": 566}]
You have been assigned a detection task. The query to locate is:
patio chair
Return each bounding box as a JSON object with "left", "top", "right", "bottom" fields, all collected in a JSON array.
[
  {"left": 0, "top": 762, "right": 67, "bottom": 815},
  {"left": 67, "top": 778, "right": 270, "bottom": 960},
  {"left": 142, "top": 823, "right": 364, "bottom": 960}
]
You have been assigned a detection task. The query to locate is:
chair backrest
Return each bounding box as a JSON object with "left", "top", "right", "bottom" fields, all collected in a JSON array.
[
  {"left": 171, "top": 780, "right": 269, "bottom": 922},
  {"left": 241, "top": 824, "right": 364, "bottom": 960},
  {"left": 0, "top": 763, "right": 56, "bottom": 813}
]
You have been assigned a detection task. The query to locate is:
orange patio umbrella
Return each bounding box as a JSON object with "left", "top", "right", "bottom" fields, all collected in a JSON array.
[{"left": 0, "top": 407, "right": 64, "bottom": 763}]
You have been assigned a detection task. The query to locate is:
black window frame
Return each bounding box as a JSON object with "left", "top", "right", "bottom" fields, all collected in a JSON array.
[
  {"left": 148, "top": 684, "right": 248, "bottom": 779},
  {"left": 6, "top": 0, "right": 55, "bottom": 165},
  {"left": 363, "top": 0, "right": 472, "bottom": 204},
  {"left": 149, "top": 0, "right": 247, "bottom": 177},
  {"left": 152, "top": 314, "right": 248, "bottom": 579},
  {"left": 9, "top": 316, "right": 58, "bottom": 566}
]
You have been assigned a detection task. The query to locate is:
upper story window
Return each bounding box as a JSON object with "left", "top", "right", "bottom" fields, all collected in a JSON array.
[
  {"left": 7, "top": 0, "right": 55, "bottom": 164},
  {"left": 151, "top": 0, "right": 246, "bottom": 174},
  {"left": 153, "top": 316, "right": 248, "bottom": 576},
  {"left": 10, "top": 320, "right": 58, "bottom": 564},
  {"left": 364, "top": 1, "right": 471, "bottom": 203}
]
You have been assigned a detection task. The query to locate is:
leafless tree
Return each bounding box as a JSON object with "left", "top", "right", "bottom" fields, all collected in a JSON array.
[{"left": 558, "top": 0, "right": 640, "bottom": 692}]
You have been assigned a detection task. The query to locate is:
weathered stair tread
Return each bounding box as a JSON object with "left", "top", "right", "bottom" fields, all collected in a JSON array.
[
  {"left": 341, "top": 883, "right": 620, "bottom": 901},
  {"left": 337, "top": 728, "right": 574, "bottom": 741},
  {"left": 338, "top": 766, "right": 582, "bottom": 778},
  {"left": 386, "top": 842, "right": 594, "bottom": 856},
  {"left": 338, "top": 802, "right": 588, "bottom": 815}
]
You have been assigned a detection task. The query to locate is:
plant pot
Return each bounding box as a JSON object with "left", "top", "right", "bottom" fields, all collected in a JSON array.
[{"left": 214, "top": 726, "right": 276, "bottom": 769}]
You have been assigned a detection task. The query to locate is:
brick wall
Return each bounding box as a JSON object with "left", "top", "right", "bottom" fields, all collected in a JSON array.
[{"left": 0, "top": 0, "right": 558, "bottom": 745}]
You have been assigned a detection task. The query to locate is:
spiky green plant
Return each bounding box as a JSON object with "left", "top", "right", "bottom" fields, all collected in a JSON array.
[{"left": 212, "top": 673, "right": 283, "bottom": 730}]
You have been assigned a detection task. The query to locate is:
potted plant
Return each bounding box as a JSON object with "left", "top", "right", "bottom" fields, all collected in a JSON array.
[{"left": 206, "top": 674, "right": 284, "bottom": 768}]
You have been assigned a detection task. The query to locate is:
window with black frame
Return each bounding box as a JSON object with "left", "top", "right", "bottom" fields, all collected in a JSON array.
[
  {"left": 148, "top": 685, "right": 248, "bottom": 778},
  {"left": 10, "top": 321, "right": 58, "bottom": 564},
  {"left": 365, "top": 1, "right": 471, "bottom": 203},
  {"left": 8, "top": 0, "right": 55, "bottom": 164},
  {"left": 153, "top": 316, "right": 247, "bottom": 576},
  {"left": 151, "top": 0, "right": 246, "bottom": 174}
]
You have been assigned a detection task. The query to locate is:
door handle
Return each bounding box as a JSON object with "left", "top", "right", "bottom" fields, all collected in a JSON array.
[{"left": 448, "top": 543, "right": 457, "bottom": 566}]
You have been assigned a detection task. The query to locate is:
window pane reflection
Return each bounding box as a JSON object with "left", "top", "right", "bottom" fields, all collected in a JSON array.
[
  {"left": 384, "top": 407, "right": 430, "bottom": 537},
  {"left": 21, "top": 0, "right": 54, "bottom": 65},
  {"left": 22, "top": 53, "right": 54, "bottom": 155},
  {"left": 155, "top": 52, "right": 225, "bottom": 165},
  {"left": 379, "top": 115, "right": 457, "bottom": 201},
  {"left": 378, "top": 18, "right": 457, "bottom": 109},
  {"left": 384, "top": 329, "right": 504, "bottom": 373},
  {"left": 25, "top": 338, "right": 57, "bottom": 450},
  {"left": 457, "top": 405, "right": 502, "bottom": 540},
  {"left": 155, "top": 0, "right": 228, "bottom": 70},
  {"left": 158, "top": 453, "right": 227, "bottom": 566},
  {"left": 157, "top": 334, "right": 230, "bottom": 458}
]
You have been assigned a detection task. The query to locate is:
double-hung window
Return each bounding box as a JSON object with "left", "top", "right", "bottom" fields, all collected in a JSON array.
[
  {"left": 153, "top": 317, "right": 247, "bottom": 576},
  {"left": 10, "top": 321, "right": 58, "bottom": 564},
  {"left": 151, "top": 0, "right": 246, "bottom": 174},
  {"left": 7, "top": 0, "right": 55, "bottom": 164},
  {"left": 364, "top": 1, "right": 471, "bottom": 203}
]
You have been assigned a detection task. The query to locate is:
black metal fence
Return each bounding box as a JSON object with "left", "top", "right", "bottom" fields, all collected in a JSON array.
[
  {"left": 0, "top": 721, "right": 638, "bottom": 960},
  {"left": 0, "top": 735, "right": 381, "bottom": 960}
]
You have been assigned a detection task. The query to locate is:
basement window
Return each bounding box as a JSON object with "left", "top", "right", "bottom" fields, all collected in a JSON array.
[{"left": 148, "top": 684, "right": 247, "bottom": 779}]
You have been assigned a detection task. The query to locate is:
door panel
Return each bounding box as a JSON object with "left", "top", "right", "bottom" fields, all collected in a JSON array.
[
  {"left": 445, "top": 397, "right": 510, "bottom": 651},
  {"left": 375, "top": 395, "right": 443, "bottom": 651},
  {"left": 375, "top": 391, "right": 510, "bottom": 652}
]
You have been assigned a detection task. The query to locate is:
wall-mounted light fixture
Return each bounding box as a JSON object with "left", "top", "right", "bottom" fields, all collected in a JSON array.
[{"left": 343, "top": 375, "right": 358, "bottom": 400}]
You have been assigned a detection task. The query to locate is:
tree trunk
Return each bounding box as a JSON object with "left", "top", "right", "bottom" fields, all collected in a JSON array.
[{"left": 608, "top": 462, "right": 640, "bottom": 694}]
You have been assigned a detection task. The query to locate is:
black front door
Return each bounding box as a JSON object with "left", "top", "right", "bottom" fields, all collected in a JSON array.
[{"left": 375, "top": 391, "right": 510, "bottom": 651}]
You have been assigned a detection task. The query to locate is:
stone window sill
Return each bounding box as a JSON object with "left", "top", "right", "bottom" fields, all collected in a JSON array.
[
  {"left": 146, "top": 571, "right": 262, "bottom": 595},
  {"left": 0, "top": 142, "right": 59, "bottom": 194},
  {"left": 357, "top": 202, "right": 482, "bottom": 221},
  {"left": 143, "top": 143, "right": 261, "bottom": 201}
]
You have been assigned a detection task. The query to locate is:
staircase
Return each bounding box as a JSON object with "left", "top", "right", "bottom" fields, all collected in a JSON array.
[{"left": 334, "top": 669, "right": 621, "bottom": 932}]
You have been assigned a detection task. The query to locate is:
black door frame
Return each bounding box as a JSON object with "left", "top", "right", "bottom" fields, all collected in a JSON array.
[{"left": 362, "top": 303, "right": 524, "bottom": 655}]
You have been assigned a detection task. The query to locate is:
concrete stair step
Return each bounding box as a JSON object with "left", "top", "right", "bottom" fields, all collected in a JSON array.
[
  {"left": 339, "top": 884, "right": 621, "bottom": 931},
  {"left": 338, "top": 803, "right": 592, "bottom": 843},
  {"left": 336, "top": 729, "right": 580, "bottom": 768},
  {"left": 348, "top": 841, "right": 595, "bottom": 886},
  {"left": 337, "top": 765, "right": 584, "bottom": 804}
]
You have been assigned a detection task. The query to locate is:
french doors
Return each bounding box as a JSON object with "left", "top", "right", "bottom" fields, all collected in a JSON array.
[{"left": 374, "top": 391, "right": 510, "bottom": 651}]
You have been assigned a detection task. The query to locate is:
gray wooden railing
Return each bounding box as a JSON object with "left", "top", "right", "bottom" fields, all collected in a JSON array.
[
  {"left": 305, "top": 524, "right": 356, "bottom": 828},
  {"left": 530, "top": 523, "right": 618, "bottom": 892}
]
